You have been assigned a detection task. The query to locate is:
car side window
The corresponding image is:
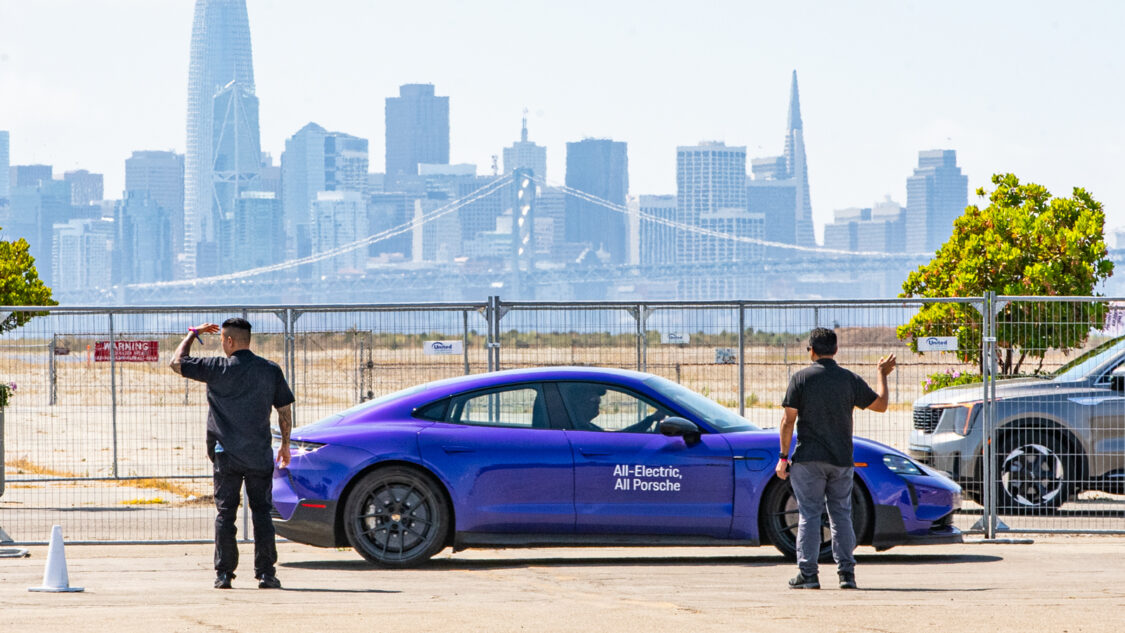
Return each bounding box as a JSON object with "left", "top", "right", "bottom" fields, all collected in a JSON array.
[
  {"left": 557, "top": 382, "right": 669, "bottom": 433},
  {"left": 449, "top": 385, "right": 549, "bottom": 429}
]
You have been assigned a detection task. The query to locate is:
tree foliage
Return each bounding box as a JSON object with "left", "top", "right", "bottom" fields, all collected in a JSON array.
[
  {"left": 897, "top": 174, "right": 1114, "bottom": 374},
  {"left": 0, "top": 232, "right": 56, "bottom": 333}
]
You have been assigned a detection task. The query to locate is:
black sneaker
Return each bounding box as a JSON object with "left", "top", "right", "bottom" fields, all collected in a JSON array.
[
  {"left": 788, "top": 572, "right": 820, "bottom": 589},
  {"left": 838, "top": 571, "right": 857, "bottom": 590},
  {"left": 214, "top": 572, "right": 235, "bottom": 589},
  {"left": 257, "top": 574, "right": 282, "bottom": 589}
]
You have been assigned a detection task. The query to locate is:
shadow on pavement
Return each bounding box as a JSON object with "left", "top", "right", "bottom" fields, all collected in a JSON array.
[
  {"left": 280, "top": 587, "right": 401, "bottom": 594},
  {"left": 854, "top": 587, "right": 995, "bottom": 592},
  {"left": 282, "top": 552, "right": 1001, "bottom": 572}
]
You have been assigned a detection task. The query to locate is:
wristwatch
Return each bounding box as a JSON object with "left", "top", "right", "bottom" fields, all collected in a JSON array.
[{"left": 778, "top": 452, "right": 789, "bottom": 461}]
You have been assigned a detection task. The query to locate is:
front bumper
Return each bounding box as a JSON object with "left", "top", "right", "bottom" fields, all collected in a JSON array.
[{"left": 870, "top": 504, "right": 963, "bottom": 551}]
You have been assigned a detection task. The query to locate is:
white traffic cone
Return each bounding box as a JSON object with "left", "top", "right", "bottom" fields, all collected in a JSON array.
[{"left": 28, "top": 525, "right": 83, "bottom": 593}]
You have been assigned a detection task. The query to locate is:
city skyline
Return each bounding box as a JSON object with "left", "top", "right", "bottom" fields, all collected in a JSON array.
[{"left": 2, "top": 1, "right": 1122, "bottom": 239}]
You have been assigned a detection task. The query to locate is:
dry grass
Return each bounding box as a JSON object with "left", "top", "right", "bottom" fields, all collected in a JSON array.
[
  {"left": 6, "top": 458, "right": 204, "bottom": 500},
  {"left": 131, "top": 478, "right": 200, "bottom": 498},
  {"left": 7, "top": 457, "right": 78, "bottom": 479}
]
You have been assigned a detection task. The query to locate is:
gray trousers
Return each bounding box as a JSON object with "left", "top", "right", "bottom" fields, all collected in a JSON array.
[{"left": 789, "top": 461, "right": 856, "bottom": 576}]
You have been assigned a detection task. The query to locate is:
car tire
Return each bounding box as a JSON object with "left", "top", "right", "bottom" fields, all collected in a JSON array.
[
  {"left": 995, "top": 430, "right": 1074, "bottom": 514},
  {"left": 761, "top": 476, "right": 871, "bottom": 562},
  {"left": 343, "top": 466, "right": 450, "bottom": 568}
]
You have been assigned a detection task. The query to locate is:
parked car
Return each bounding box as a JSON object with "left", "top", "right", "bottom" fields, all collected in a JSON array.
[
  {"left": 910, "top": 336, "right": 1125, "bottom": 513},
  {"left": 273, "top": 367, "right": 962, "bottom": 567}
]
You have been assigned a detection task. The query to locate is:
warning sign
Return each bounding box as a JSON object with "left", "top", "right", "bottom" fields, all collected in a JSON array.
[{"left": 94, "top": 341, "right": 159, "bottom": 362}]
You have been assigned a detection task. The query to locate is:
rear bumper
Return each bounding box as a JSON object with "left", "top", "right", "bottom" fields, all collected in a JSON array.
[
  {"left": 272, "top": 499, "right": 341, "bottom": 548},
  {"left": 870, "top": 504, "right": 962, "bottom": 551}
]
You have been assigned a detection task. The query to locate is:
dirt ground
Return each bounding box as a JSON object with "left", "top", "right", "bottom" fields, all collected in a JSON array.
[{"left": 1, "top": 537, "right": 1122, "bottom": 633}]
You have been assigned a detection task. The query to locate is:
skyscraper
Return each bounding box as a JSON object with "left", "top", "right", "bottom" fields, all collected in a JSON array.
[
  {"left": 62, "top": 170, "right": 104, "bottom": 206},
  {"left": 185, "top": 0, "right": 256, "bottom": 277},
  {"left": 385, "top": 84, "right": 449, "bottom": 179},
  {"left": 676, "top": 142, "right": 749, "bottom": 262},
  {"left": 281, "top": 123, "right": 369, "bottom": 250},
  {"left": 503, "top": 113, "right": 547, "bottom": 181},
  {"left": 5, "top": 178, "right": 71, "bottom": 286},
  {"left": 12, "top": 164, "right": 52, "bottom": 188},
  {"left": 783, "top": 71, "right": 815, "bottom": 247},
  {"left": 313, "top": 191, "right": 367, "bottom": 276},
  {"left": 125, "top": 151, "right": 185, "bottom": 262},
  {"left": 116, "top": 192, "right": 173, "bottom": 284},
  {"left": 639, "top": 194, "right": 676, "bottom": 266},
  {"left": 209, "top": 79, "right": 261, "bottom": 275},
  {"left": 52, "top": 218, "right": 114, "bottom": 294},
  {"left": 565, "top": 138, "right": 628, "bottom": 263},
  {"left": 905, "top": 150, "right": 968, "bottom": 253},
  {"left": 235, "top": 191, "right": 283, "bottom": 269},
  {"left": 0, "top": 131, "right": 9, "bottom": 200}
]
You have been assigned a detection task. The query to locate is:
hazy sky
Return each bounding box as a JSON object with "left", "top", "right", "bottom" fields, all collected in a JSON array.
[{"left": 1, "top": 0, "right": 1123, "bottom": 239}]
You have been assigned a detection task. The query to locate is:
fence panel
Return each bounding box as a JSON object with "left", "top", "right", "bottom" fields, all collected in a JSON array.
[
  {"left": 287, "top": 305, "right": 488, "bottom": 426},
  {"left": 978, "top": 297, "right": 1125, "bottom": 533}
]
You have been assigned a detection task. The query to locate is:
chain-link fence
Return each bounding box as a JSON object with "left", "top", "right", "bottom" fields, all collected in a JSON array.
[
  {"left": 1, "top": 296, "right": 1122, "bottom": 544},
  {"left": 908, "top": 294, "right": 1125, "bottom": 537}
]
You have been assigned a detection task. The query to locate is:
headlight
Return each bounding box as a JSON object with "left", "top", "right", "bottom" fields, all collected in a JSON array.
[
  {"left": 273, "top": 436, "right": 327, "bottom": 456},
  {"left": 883, "top": 454, "right": 923, "bottom": 476}
]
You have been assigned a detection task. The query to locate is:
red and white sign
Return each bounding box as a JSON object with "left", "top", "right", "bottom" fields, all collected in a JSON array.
[{"left": 94, "top": 341, "right": 160, "bottom": 362}]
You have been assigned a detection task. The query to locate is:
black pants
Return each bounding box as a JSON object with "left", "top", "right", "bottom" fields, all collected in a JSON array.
[{"left": 213, "top": 453, "right": 277, "bottom": 577}]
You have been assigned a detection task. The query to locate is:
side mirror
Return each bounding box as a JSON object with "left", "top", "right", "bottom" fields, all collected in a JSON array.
[
  {"left": 660, "top": 417, "right": 702, "bottom": 446},
  {"left": 1110, "top": 375, "right": 1125, "bottom": 392}
]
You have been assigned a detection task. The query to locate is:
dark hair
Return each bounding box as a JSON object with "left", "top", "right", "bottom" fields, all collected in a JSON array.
[
  {"left": 809, "top": 327, "right": 837, "bottom": 356},
  {"left": 221, "top": 317, "right": 252, "bottom": 344}
]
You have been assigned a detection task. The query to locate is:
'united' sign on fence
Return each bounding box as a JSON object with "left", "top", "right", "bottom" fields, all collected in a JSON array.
[{"left": 94, "top": 341, "right": 160, "bottom": 362}]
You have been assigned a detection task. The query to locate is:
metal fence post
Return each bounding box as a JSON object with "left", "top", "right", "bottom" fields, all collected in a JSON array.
[
  {"left": 978, "top": 291, "right": 1000, "bottom": 539},
  {"left": 108, "top": 312, "right": 119, "bottom": 478},
  {"left": 632, "top": 304, "right": 647, "bottom": 372},
  {"left": 462, "top": 310, "right": 471, "bottom": 375},
  {"left": 487, "top": 296, "right": 502, "bottom": 373},
  {"left": 49, "top": 334, "right": 57, "bottom": 406},
  {"left": 738, "top": 303, "right": 746, "bottom": 416}
]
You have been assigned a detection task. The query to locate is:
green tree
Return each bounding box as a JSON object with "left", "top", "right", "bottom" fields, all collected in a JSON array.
[
  {"left": 0, "top": 232, "right": 56, "bottom": 333},
  {"left": 897, "top": 174, "right": 1114, "bottom": 374}
]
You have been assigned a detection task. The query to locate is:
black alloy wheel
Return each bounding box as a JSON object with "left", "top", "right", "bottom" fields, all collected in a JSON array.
[
  {"left": 761, "top": 477, "right": 871, "bottom": 562},
  {"left": 343, "top": 467, "right": 450, "bottom": 567}
]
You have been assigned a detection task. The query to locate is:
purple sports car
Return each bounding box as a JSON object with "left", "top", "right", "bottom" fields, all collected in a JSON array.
[{"left": 272, "top": 367, "right": 962, "bottom": 567}]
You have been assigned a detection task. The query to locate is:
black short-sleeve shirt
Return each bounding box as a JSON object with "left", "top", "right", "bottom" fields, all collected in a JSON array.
[
  {"left": 781, "top": 358, "right": 878, "bottom": 467},
  {"left": 180, "top": 349, "right": 295, "bottom": 472}
]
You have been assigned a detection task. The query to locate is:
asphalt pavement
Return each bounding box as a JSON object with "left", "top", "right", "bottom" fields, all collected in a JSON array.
[{"left": 1, "top": 537, "right": 1122, "bottom": 633}]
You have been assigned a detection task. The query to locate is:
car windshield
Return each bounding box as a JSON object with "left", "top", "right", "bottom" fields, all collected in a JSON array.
[
  {"left": 642, "top": 375, "right": 759, "bottom": 432},
  {"left": 1051, "top": 336, "right": 1125, "bottom": 382}
]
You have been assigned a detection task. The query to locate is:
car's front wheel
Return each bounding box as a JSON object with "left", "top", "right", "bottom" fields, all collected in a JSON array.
[
  {"left": 996, "top": 431, "right": 1074, "bottom": 513},
  {"left": 343, "top": 466, "right": 450, "bottom": 567},
  {"left": 761, "top": 476, "right": 871, "bottom": 562}
]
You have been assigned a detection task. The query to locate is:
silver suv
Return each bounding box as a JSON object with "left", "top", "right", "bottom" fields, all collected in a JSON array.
[{"left": 909, "top": 336, "right": 1125, "bottom": 513}]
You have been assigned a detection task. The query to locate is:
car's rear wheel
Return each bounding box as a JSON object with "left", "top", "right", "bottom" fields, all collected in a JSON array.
[
  {"left": 761, "top": 476, "right": 871, "bottom": 562},
  {"left": 343, "top": 466, "right": 449, "bottom": 567},
  {"left": 995, "top": 431, "right": 1073, "bottom": 514}
]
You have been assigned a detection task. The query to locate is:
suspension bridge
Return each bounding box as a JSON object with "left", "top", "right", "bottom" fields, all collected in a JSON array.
[{"left": 52, "top": 174, "right": 1125, "bottom": 305}]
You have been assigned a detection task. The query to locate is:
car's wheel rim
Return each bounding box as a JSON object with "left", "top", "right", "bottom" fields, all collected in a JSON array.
[
  {"left": 1000, "top": 443, "right": 1064, "bottom": 507},
  {"left": 354, "top": 480, "right": 436, "bottom": 560},
  {"left": 773, "top": 489, "right": 833, "bottom": 547}
]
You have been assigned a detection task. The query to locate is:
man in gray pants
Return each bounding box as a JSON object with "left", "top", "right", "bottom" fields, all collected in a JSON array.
[{"left": 775, "top": 328, "right": 895, "bottom": 589}]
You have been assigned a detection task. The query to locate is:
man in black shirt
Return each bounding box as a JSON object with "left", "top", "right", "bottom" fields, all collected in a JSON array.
[
  {"left": 170, "top": 318, "right": 295, "bottom": 589},
  {"left": 776, "top": 328, "right": 895, "bottom": 590}
]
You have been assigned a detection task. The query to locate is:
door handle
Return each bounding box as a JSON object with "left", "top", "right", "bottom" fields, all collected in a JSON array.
[
  {"left": 442, "top": 445, "right": 475, "bottom": 454},
  {"left": 578, "top": 448, "right": 612, "bottom": 457}
]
